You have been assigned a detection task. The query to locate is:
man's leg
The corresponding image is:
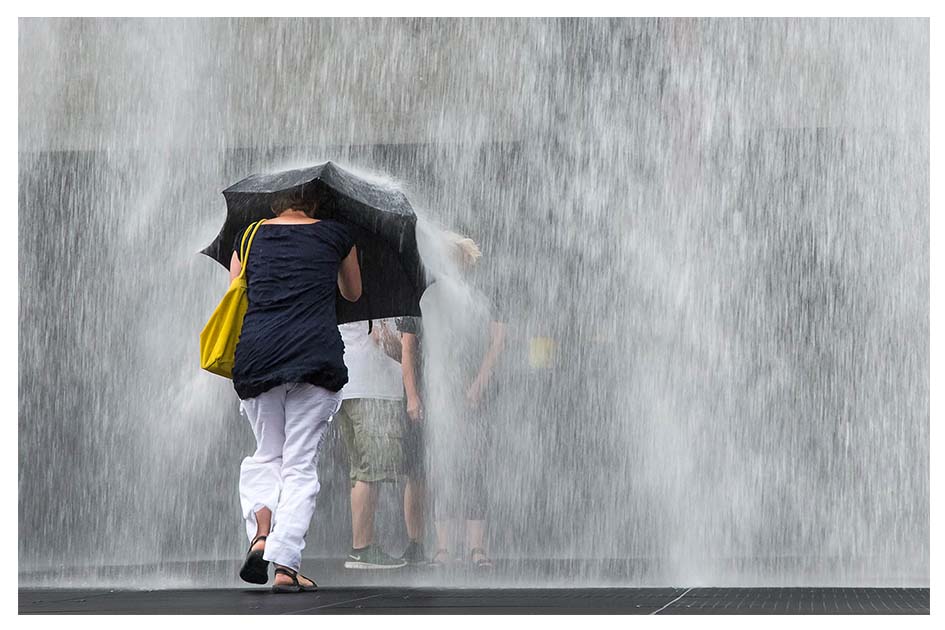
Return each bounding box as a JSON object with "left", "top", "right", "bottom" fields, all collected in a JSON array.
[
  {"left": 337, "top": 400, "right": 377, "bottom": 550},
  {"left": 404, "top": 475, "right": 425, "bottom": 542},
  {"left": 343, "top": 399, "right": 406, "bottom": 569},
  {"left": 400, "top": 415, "right": 428, "bottom": 564},
  {"left": 351, "top": 480, "right": 379, "bottom": 549}
]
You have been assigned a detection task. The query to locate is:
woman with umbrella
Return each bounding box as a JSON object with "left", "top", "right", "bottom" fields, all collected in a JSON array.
[
  {"left": 204, "top": 162, "right": 426, "bottom": 589},
  {"left": 231, "top": 190, "right": 361, "bottom": 593}
]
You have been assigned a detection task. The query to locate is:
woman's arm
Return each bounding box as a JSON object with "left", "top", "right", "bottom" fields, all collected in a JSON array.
[
  {"left": 466, "top": 320, "right": 507, "bottom": 406},
  {"left": 338, "top": 245, "right": 362, "bottom": 302},
  {"left": 229, "top": 251, "right": 242, "bottom": 282}
]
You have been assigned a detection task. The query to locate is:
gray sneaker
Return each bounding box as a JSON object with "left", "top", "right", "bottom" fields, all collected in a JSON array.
[{"left": 345, "top": 545, "right": 407, "bottom": 570}]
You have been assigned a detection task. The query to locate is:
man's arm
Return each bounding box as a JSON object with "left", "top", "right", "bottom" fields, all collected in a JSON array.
[
  {"left": 401, "top": 332, "right": 423, "bottom": 422},
  {"left": 372, "top": 320, "right": 403, "bottom": 362}
]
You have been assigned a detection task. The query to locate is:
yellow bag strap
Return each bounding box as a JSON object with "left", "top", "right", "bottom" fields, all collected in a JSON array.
[{"left": 238, "top": 219, "right": 267, "bottom": 279}]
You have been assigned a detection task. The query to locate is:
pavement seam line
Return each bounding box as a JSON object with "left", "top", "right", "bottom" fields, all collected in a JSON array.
[
  {"left": 650, "top": 587, "right": 693, "bottom": 615},
  {"left": 283, "top": 592, "right": 389, "bottom": 614}
]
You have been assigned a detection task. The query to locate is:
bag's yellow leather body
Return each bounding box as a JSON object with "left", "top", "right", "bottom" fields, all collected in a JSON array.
[{"left": 199, "top": 220, "right": 266, "bottom": 378}]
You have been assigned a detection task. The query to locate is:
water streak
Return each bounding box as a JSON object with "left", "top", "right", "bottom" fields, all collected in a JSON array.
[{"left": 18, "top": 17, "right": 928, "bottom": 588}]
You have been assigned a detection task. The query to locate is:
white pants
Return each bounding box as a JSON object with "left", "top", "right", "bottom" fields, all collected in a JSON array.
[{"left": 239, "top": 382, "right": 342, "bottom": 571}]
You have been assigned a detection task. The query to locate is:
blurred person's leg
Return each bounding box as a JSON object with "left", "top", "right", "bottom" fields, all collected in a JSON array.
[
  {"left": 466, "top": 520, "right": 487, "bottom": 557},
  {"left": 464, "top": 413, "right": 493, "bottom": 568},
  {"left": 404, "top": 476, "right": 426, "bottom": 541},
  {"left": 464, "top": 459, "right": 488, "bottom": 557},
  {"left": 432, "top": 457, "right": 459, "bottom": 564},
  {"left": 401, "top": 414, "right": 428, "bottom": 562},
  {"left": 430, "top": 417, "right": 461, "bottom": 566},
  {"left": 434, "top": 518, "right": 459, "bottom": 565}
]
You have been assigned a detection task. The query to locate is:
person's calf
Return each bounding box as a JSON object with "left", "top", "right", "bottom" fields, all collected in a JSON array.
[
  {"left": 350, "top": 480, "right": 379, "bottom": 549},
  {"left": 403, "top": 478, "right": 426, "bottom": 540}
]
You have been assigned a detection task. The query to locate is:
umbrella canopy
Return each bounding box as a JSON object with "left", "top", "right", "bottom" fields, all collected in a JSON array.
[{"left": 201, "top": 161, "right": 427, "bottom": 324}]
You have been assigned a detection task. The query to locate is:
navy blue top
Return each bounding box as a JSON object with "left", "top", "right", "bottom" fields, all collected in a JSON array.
[{"left": 231, "top": 220, "right": 355, "bottom": 399}]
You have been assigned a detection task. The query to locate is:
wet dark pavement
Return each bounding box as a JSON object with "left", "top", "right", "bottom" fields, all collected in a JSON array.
[{"left": 19, "top": 586, "right": 930, "bottom": 614}]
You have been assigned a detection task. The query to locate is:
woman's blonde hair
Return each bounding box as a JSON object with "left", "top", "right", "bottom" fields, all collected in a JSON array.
[{"left": 445, "top": 230, "right": 482, "bottom": 266}]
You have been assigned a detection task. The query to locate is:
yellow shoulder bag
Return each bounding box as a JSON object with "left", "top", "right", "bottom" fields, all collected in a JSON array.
[{"left": 199, "top": 219, "right": 267, "bottom": 378}]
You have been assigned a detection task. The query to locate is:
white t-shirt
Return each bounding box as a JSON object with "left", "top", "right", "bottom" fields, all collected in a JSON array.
[{"left": 339, "top": 319, "right": 405, "bottom": 401}]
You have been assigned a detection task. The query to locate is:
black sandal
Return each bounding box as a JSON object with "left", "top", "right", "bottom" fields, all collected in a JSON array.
[
  {"left": 272, "top": 566, "right": 318, "bottom": 593},
  {"left": 470, "top": 547, "right": 494, "bottom": 570},
  {"left": 239, "top": 535, "right": 269, "bottom": 585}
]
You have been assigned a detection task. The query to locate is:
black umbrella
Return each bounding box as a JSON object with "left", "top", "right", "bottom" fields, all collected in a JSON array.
[{"left": 201, "top": 161, "right": 427, "bottom": 324}]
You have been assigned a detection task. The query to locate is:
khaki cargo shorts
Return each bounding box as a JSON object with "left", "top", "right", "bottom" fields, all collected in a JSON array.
[{"left": 335, "top": 398, "right": 404, "bottom": 486}]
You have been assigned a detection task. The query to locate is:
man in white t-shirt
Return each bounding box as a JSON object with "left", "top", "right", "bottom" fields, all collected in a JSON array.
[{"left": 336, "top": 319, "right": 409, "bottom": 569}]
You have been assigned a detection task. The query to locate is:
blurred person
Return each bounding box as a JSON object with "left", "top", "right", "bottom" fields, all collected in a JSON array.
[{"left": 398, "top": 232, "right": 506, "bottom": 570}]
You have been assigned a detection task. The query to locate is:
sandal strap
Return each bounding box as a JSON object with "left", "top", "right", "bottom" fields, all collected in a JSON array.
[
  {"left": 274, "top": 567, "right": 298, "bottom": 583},
  {"left": 248, "top": 534, "right": 267, "bottom": 551},
  {"left": 470, "top": 547, "right": 487, "bottom": 557}
]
